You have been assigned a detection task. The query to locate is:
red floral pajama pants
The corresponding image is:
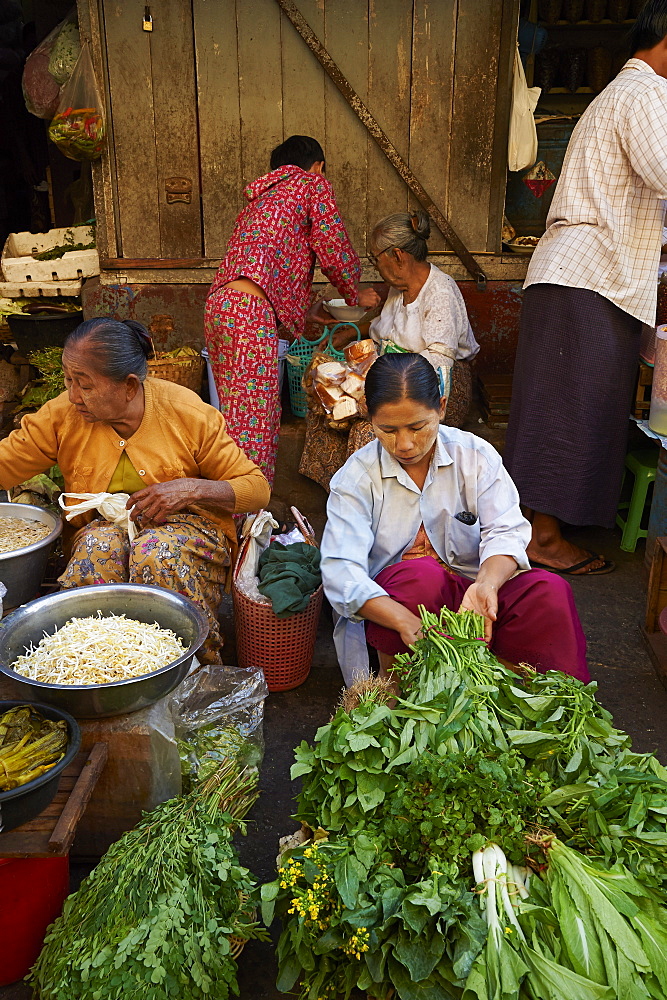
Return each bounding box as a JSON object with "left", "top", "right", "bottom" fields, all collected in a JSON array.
[{"left": 204, "top": 288, "right": 280, "bottom": 486}]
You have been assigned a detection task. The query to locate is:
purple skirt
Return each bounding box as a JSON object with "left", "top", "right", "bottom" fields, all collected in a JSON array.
[
  {"left": 366, "top": 556, "right": 589, "bottom": 682},
  {"left": 504, "top": 283, "right": 641, "bottom": 528}
]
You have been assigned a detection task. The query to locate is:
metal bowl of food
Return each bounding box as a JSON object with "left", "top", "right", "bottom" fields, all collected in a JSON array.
[
  {"left": 323, "top": 299, "right": 368, "bottom": 322},
  {"left": 0, "top": 584, "right": 208, "bottom": 719},
  {"left": 0, "top": 701, "right": 81, "bottom": 833},
  {"left": 0, "top": 503, "right": 62, "bottom": 610}
]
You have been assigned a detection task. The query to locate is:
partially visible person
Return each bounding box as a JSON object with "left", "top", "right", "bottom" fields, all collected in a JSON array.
[
  {"left": 300, "top": 210, "right": 479, "bottom": 491},
  {"left": 204, "top": 134, "right": 379, "bottom": 486},
  {"left": 0, "top": 318, "right": 270, "bottom": 663},
  {"left": 505, "top": 0, "right": 667, "bottom": 576},
  {"left": 320, "top": 353, "right": 588, "bottom": 687}
]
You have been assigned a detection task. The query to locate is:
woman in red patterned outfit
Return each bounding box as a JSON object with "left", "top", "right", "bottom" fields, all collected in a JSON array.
[{"left": 205, "top": 135, "right": 379, "bottom": 485}]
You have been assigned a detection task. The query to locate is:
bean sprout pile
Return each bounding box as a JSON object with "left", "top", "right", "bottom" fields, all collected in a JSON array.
[{"left": 12, "top": 612, "right": 187, "bottom": 686}]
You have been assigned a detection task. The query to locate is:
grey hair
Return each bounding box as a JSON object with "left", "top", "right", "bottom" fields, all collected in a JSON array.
[
  {"left": 371, "top": 209, "right": 431, "bottom": 262},
  {"left": 64, "top": 318, "right": 154, "bottom": 382}
]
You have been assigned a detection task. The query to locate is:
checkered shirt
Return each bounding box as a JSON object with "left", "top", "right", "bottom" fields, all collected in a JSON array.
[{"left": 525, "top": 59, "right": 667, "bottom": 326}]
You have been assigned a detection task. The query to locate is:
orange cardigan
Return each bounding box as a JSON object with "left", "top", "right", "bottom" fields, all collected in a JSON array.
[{"left": 0, "top": 378, "right": 271, "bottom": 558}]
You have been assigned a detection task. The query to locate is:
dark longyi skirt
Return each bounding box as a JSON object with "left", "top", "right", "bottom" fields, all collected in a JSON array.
[{"left": 504, "top": 283, "right": 641, "bottom": 528}]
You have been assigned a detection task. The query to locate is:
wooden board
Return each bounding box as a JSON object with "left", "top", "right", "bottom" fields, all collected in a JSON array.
[
  {"left": 366, "top": 0, "right": 413, "bottom": 234},
  {"left": 103, "top": 0, "right": 160, "bottom": 257},
  {"left": 646, "top": 536, "right": 667, "bottom": 634},
  {"left": 237, "top": 0, "right": 284, "bottom": 189},
  {"left": 280, "top": 0, "right": 326, "bottom": 143},
  {"left": 0, "top": 744, "right": 107, "bottom": 858},
  {"left": 194, "top": 0, "right": 243, "bottom": 258},
  {"left": 408, "top": 0, "right": 457, "bottom": 251},
  {"left": 324, "top": 0, "right": 369, "bottom": 253},
  {"left": 447, "top": 0, "right": 505, "bottom": 252},
  {"left": 150, "top": 0, "right": 203, "bottom": 257}
]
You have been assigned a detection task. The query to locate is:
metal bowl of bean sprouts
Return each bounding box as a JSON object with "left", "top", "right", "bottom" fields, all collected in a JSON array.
[
  {"left": 0, "top": 502, "right": 62, "bottom": 610},
  {"left": 0, "top": 584, "right": 208, "bottom": 718}
]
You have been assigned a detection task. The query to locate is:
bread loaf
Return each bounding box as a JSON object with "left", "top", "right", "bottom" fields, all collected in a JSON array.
[
  {"left": 341, "top": 373, "right": 366, "bottom": 399},
  {"left": 315, "top": 361, "right": 346, "bottom": 384},
  {"left": 332, "top": 396, "right": 359, "bottom": 421},
  {"left": 315, "top": 383, "right": 344, "bottom": 411}
]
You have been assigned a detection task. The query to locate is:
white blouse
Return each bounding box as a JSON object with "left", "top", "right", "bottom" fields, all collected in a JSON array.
[{"left": 369, "top": 263, "right": 479, "bottom": 370}]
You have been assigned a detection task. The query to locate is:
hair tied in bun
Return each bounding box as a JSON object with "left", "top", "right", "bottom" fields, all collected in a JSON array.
[
  {"left": 410, "top": 213, "right": 420, "bottom": 232},
  {"left": 124, "top": 320, "right": 155, "bottom": 360}
]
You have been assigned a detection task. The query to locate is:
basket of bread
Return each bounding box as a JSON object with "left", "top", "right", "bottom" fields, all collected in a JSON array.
[{"left": 304, "top": 339, "right": 378, "bottom": 431}]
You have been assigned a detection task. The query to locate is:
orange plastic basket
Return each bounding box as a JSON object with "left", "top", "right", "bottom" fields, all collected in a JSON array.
[{"left": 232, "top": 582, "right": 323, "bottom": 692}]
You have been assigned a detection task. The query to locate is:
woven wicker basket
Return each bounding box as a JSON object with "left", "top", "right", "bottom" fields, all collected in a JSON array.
[
  {"left": 148, "top": 355, "right": 205, "bottom": 393},
  {"left": 233, "top": 583, "right": 323, "bottom": 692}
]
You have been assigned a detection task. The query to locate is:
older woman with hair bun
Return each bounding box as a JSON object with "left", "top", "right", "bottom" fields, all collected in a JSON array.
[
  {"left": 0, "top": 317, "right": 270, "bottom": 663},
  {"left": 300, "top": 210, "right": 480, "bottom": 491}
]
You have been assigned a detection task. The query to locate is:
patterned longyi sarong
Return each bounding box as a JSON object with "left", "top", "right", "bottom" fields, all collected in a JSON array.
[
  {"left": 59, "top": 513, "right": 231, "bottom": 664},
  {"left": 204, "top": 288, "right": 280, "bottom": 486}
]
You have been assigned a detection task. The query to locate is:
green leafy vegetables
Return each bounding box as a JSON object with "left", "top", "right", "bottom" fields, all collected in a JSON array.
[
  {"left": 265, "top": 607, "right": 667, "bottom": 1000},
  {"left": 31, "top": 758, "right": 268, "bottom": 1000}
]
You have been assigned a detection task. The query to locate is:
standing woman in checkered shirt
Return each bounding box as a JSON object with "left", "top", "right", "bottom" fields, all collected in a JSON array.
[{"left": 505, "top": 1, "right": 667, "bottom": 576}]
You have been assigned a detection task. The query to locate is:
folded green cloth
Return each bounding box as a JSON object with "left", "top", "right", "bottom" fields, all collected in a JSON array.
[{"left": 258, "top": 541, "right": 322, "bottom": 618}]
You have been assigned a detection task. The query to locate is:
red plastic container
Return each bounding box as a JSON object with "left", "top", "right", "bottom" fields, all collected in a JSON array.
[{"left": 0, "top": 856, "right": 69, "bottom": 985}]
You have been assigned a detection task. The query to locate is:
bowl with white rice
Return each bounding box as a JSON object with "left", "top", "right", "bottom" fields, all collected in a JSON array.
[{"left": 0, "top": 584, "right": 208, "bottom": 718}]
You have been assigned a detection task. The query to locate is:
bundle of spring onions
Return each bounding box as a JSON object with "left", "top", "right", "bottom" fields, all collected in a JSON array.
[{"left": 0, "top": 704, "right": 67, "bottom": 791}]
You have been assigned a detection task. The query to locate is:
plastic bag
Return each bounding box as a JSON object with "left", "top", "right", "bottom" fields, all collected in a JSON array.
[
  {"left": 59, "top": 491, "right": 137, "bottom": 540},
  {"left": 508, "top": 45, "right": 540, "bottom": 172},
  {"left": 234, "top": 510, "right": 277, "bottom": 604},
  {"left": 22, "top": 22, "right": 64, "bottom": 119},
  {"left": 171, "top": 663, "right": 268, "bottom": 792},
  {"left": 49, "top": 45, "right": 106, "bottom": 161},
  {"left": 48, "top": 16, "right": 81, "bottom": 86}
]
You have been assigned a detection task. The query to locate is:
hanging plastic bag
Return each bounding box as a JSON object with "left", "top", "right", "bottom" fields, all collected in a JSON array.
[
  {"left": 48, "top": 15, "right": 81, "bottom": 85},
  {"left": 49, "top": 45, "right": 106, "bottom": 161},
  {"left": 234, "top": 509, "right": 278, "bottom": 604},
  {"left": 22, "top": 20, "right": 65, "bottom": 119},
  {"left": 508, "top": 45, "right": 541, "bottom": 173},
  {"left": 59, "top": 491, "right": 137, "bottom": 540},
  {"left": 171, "top": 663, "right": 268, "bottom": 792}
]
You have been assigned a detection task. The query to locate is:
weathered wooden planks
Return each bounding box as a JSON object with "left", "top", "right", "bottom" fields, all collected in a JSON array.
[
  {"left": 102, "top": 0, "right": 160, "bottom": 257},
  {"left": 150, "top": 0, "right": 203, "bottom": 257},
  {"left": 366, "top": 0, "right": 413, "bottom": 237},
  {"left": 237, "top": 0, "right": 284, "bottom": 188},
  {"left": 409, "top": 0, "right": 457, "bottom": 251},
  {"left": 448, "top": 0, "right": 505, "bottom": 252},
  {"left": 324, "top": 0, "right": 369, "bottom": 253},
  {"left": 280, "top": 0, "right": 326, "bottom": 143}
]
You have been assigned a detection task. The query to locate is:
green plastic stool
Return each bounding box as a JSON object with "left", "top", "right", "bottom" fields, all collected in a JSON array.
[{"left": 616, "top": 447, "right": 659, "bottom": 552}]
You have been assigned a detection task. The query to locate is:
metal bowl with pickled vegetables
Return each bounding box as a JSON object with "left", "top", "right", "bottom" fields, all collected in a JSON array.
[
  {"left": 0, "top": 502, "right": 62, "bottom": 610},
  {"left": 0, "top": 584, "right": 208, "bottom": 719}
]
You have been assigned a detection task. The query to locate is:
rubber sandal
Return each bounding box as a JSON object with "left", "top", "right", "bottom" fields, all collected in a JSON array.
[
  {"left": 271, "top": 520, "right": 296, "bottom": 536},
  {"left": 529, "top": 551, "right": 615, "bottom": 576}
]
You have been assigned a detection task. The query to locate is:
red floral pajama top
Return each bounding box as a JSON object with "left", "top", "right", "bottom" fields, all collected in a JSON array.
[{"left": 209, "top": 165, "right": 361, "bottom": 336}]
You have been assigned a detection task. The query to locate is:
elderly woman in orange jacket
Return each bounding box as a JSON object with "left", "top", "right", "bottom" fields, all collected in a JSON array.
[{"left": 0, "top": 317, "right": 270, "bottom": 663}]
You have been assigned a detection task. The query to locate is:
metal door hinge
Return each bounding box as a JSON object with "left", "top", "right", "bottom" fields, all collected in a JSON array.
[{"left": 165, "top": 177, "right": 192, "bottom": 204}]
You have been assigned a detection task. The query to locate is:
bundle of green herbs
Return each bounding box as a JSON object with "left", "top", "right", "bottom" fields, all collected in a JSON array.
[{"left": 31, "top": 758, "right": 267, "bottom": 1000}]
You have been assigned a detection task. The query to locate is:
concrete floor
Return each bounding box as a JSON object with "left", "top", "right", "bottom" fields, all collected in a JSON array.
[{"left": 3, "top": 413, "right": 667, "bottom": 998}]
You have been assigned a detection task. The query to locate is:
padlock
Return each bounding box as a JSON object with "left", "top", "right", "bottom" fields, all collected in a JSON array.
[{"left": 143, "top": 6, "right": 153, "bottom": 31}]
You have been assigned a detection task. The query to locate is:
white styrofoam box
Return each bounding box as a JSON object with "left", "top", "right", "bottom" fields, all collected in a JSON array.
[
  {"left": 0, "top": 278, "right": 82, "bottom": 298},
  {"left": 2, "top": 225, "right": 99, "bottom": 283},
  {"left": 202, "top": 339, "right": 290, "bottom": 410}
]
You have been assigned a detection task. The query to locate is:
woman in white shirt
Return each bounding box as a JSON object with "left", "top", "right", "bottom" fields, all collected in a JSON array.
[
  {"left": 368, "top": 210, "right": 479, "bottom": 399},
  {"left": 320, "top": 353, "right": 588, "bottom": 687}
]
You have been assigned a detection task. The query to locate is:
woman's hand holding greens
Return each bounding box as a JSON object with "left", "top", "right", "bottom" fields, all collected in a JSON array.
[{"left": 458, "top": 554, "right": 518, "bottom": 642}]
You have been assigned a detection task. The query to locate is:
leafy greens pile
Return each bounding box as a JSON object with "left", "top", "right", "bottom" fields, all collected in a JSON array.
[
  {"left": 31, "top": 758, "right": 268, "bottom": 1000},
  {"left": 263, "top": 607, "right": 667, "bottom": 1000}
]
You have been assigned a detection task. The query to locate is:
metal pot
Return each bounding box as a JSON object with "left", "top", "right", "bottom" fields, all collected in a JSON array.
[
  {"left": 0, "top": 701, "right": 81, "bottom": 833},
  {"left": 0, "top": 503, "right": 62, "bottom": 610},
  {"left": 0, "top": 584, "right": 208, "bottom": 718}
]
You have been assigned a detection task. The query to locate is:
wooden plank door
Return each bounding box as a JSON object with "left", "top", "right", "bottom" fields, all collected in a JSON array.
[{"left": 102, "top": 0, "right": 202, "bottom": 258}]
